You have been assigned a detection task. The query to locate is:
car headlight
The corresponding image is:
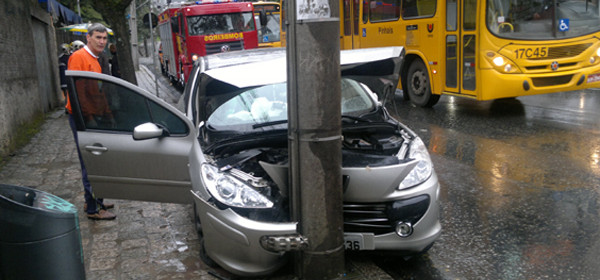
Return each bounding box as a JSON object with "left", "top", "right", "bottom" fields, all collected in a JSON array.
[
  {"left": 399, "top": 137, "right": 433, "bottom": 190},
  {"left": 201, "top": 164, "right": 273, "bottom": 208}
]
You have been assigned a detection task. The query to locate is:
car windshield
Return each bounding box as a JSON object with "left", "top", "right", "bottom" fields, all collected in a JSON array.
[
  {"left": 187, "top": 12, "right": 255, "bottom": 36},
  {"left": 486, "top": 0, "right": 600, "bottom": 39},
  {"left": 206, "top": 78, "right": 375, "bottom": 131}
]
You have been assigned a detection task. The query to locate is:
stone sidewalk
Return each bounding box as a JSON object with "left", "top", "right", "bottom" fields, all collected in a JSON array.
[{"left": 0, "top": 63, "right": 393, "bottom": 280}]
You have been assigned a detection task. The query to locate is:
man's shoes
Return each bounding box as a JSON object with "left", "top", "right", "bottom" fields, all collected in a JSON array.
[
  {"left": 87, "top": 209, "right": 116, "bottom": 220},
  {"left": 84, "top": 202, "right": 114, "bottom": 212},
  {"left": 102, "top": 202, "right": 115, "bottom": 209}
]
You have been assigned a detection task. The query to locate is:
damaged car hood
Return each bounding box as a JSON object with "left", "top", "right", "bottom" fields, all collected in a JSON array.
[{"left": 191, "top": 47, "right": 405, "bottom": 124}]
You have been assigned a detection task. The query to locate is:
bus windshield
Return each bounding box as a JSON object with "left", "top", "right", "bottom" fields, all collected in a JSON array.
[
  {"left": 487, "top": 0, "right": 600, "bottom": 39},
  {"left": 255, "top": 12, "right": 281, "bottom": 43},
  {"left": 187, "top": 12, "right": 255, "bottom": 36}
]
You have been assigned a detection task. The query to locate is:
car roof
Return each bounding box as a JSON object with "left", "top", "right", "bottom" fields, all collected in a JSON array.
[{"left": 198, "top": 47, "right": 405, "bottom": 89}]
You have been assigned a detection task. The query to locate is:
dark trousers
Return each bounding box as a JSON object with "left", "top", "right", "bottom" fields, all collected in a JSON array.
[{"left": 68, "top": 114, "right": 104, "bottom": 214}]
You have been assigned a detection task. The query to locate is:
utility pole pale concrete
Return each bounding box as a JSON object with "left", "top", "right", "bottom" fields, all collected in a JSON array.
[
  {"left": 286, "top": 0, "right": 344, "bottom": 278},
  {"left": 147, "top": 1, "right": 159, "bottom": 97},
  {"left": 130, "top": 0, "right": 139, "bottom": 71}
]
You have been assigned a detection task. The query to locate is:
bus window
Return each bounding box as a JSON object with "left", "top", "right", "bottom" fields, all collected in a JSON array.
[
  {"left": 363, "top": 0, "right": 369, "bottom": 23},
  {"left": 463, "top": 35, "right": 476, "bottom": 90},
  {"left": 487, "top": 0, "right": 600, "bottom": 39},
  {"left": 371, "top": 0, "right": 401, "bottom": 22},
  {"left": 344, "top": 0, "right": 352, "bottom": 35},
  {"left": 446, "top": 35, "right": 457, "bottom": 88},
  {"left": 354, "top": 0, "right": 360, "bottom": 35},
  {"left": 447, "top": 0, "right": 457, "bottom": 31},
  {"left": 464, "top": 0, "right": 477, "bottom": 30},
  {"left": 402, "top": 0, "right": 436, "bottom": 19}
]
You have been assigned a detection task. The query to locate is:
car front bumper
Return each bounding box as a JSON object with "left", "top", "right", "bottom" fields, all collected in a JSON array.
[
  {"left": 191, "top": 171, "right": 441, "bottom": 276},
  {"left": 192, "top": 191, "right": 298, "bottom": 277}
]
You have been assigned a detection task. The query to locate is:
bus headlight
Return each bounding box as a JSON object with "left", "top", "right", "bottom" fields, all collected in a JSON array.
[
  {"left": 191, "top": 54, "right": 199, "bottom": 61},
  {"left": 590, "top": 47, "right": 600, "bottom": 65},
  {"left": 486, "top": 51, "right": 520, "bottom": 74},
  {"left": 493, "top": 56, "right": 504, "bottom": 66}
]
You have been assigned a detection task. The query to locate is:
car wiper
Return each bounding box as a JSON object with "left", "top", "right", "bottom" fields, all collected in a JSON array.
[
  {"left": 252, "top": 119, "right": 288, "bottom": 129},
  {"left": 341, "top": 114, "right": 372, "bottom": 123}
]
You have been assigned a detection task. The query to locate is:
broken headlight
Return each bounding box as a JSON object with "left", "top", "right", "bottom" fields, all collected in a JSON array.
[
  {"left": 201, "top": 164, "right": 274, "bottom": 208},
  {"left": 398, "top": 137, "right": 433, "bottom": 190}
]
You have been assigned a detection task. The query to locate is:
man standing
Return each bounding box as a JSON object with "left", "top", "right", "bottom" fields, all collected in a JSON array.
[{"left": 67, "top": 23, "right": 116, "bottom": 220}]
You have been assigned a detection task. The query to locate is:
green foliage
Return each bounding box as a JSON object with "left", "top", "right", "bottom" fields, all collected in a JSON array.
[
  {"left": 56, "top": 0, "right": 104, "bottom": 24},
  {"left": 81, "top": 3, "right": 105, "bottom": 24}
]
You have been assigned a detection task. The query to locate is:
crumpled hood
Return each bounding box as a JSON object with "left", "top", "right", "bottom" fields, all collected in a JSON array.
[{"left": 192, "top": 47, "right": 405, "bottom": 123}]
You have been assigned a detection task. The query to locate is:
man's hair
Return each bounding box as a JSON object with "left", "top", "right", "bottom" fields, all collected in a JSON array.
[{"left": 87, "top": 23, "right": 108, "bottom": 36}]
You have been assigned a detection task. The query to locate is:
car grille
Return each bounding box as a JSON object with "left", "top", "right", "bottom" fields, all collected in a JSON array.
[
  {"left": 344, "top": 203, "right": 391, "bottom": 235},
  {"left": 206, "top": 40, "right": 244, "bottom": 55},
  {"left": 343, "top": 195, "right": 430, "bottom": 235}
]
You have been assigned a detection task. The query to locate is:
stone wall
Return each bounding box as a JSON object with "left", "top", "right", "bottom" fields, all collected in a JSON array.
[{"left": 0, "top": 0, "right": 61, "bottom": 157}]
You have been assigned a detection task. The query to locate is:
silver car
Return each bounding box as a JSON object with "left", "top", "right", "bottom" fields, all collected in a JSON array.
[{"left": 65, "top": 46, "right": 441, "bottom": 277}]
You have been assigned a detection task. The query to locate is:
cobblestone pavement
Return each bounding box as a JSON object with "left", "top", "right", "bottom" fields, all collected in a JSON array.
[{"left": 0, "top": 60, "right": 393, "bottom": 280}]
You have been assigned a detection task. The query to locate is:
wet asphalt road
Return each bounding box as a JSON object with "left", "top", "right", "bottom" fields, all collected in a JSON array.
[{"left": 376, "top": 90, "right": 600, "bottom": 279}]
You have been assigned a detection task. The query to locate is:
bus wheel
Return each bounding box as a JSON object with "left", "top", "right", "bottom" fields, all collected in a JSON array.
[{"left": 407, "top": 60, "right": 440, "bottom": 107}]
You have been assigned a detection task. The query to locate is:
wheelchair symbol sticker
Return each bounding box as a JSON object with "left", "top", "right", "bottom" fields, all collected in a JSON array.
[{"left": 559, "top": 19, "right": 569, "bottom": 32}]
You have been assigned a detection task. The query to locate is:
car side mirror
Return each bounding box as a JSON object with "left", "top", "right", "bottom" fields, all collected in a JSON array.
[{"left": 133, "top": 122, "right": 167, "bottom": 140}]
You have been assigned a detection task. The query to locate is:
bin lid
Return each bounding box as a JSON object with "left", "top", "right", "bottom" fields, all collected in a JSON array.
[{"left": 0, "top": 184, "right": 79, "bottom": 243}]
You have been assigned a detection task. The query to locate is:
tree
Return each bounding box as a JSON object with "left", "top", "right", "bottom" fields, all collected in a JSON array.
[{"left": 91, "top": 0, "right": 137, "bottom": 85}]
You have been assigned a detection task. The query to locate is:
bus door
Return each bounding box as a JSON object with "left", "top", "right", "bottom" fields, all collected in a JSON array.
[
  {"left": 444, "top": 0, "right": 477, "bottom": 97},
  {"left": 341, "top": 0, "right": 361, "bottom": 49}
]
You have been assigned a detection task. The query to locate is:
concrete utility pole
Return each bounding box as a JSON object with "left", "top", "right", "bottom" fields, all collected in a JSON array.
[
  {"left": 147, "top": 1, "right": 159, "bottom": 97},
  {"left": 286, "top": 0, "right": 344, "bottom": 278},
  {"left": 130, "top": 0, "right": 139, "bottom": 70}
]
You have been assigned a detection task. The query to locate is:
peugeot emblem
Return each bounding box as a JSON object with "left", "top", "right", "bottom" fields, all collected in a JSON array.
[
  {"left": 551, "top": 61, "right": 559, "bottom": 71},
  {"left": 220, "top": 45, "right": 231, "bottom": 52}
]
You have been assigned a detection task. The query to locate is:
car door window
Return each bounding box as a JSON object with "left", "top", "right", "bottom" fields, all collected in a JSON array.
[{"left": 72, "top": 77, "right": 188, "bottom": 135}]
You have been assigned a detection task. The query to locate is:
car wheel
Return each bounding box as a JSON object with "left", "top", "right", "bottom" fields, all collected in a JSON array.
[
  {"left": 407, "top": 59, "right": 440, "bottom": 107},
  {"left": 199, "top": 235, "right": 219, "bottom": 268}
]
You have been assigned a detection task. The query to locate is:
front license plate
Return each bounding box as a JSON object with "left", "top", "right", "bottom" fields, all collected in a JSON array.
[
  {"left": 344, "top": 234, "right": 364, "bottom": 251},
  {"left": 587, "top": 73, "right": 600, "bottom": 83}
]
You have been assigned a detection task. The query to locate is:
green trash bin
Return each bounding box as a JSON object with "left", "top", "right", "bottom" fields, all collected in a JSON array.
[{"left": 0, "top": 184, "right": 85, "bottom": 280}]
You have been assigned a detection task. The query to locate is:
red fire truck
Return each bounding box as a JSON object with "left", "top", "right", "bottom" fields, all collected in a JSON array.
[{"left": 158, "top": 0, "right": 259, "bottom": 88}]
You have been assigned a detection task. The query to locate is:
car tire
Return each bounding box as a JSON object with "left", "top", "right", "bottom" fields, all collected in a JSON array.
[
  {"left": 199, "top": 235, "right": 219, "bottom": 268},
  {"left": 407, "top": 59, "right": 440, "bottom": 107}
]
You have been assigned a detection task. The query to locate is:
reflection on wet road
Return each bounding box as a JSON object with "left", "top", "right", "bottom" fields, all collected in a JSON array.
[{"left": 376, "top": 90, "right": 600, "bottom": 279}]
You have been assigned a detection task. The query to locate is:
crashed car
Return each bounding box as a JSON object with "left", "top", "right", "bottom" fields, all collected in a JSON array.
[{"left": 65, "top": 46, "right": 441, "bottom": 277}]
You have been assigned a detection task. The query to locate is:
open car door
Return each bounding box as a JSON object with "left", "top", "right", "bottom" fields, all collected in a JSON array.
[{"left": 65, "top": 70, "right": 195, "bottom": 204}]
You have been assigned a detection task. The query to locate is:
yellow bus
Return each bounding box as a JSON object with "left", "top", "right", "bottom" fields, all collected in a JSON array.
[
  {"left": 340, "top": 0, "right": 600, "bottom": 107},
  {"left": 253, "top": 1, "right": 285, "bottom": 47}
]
